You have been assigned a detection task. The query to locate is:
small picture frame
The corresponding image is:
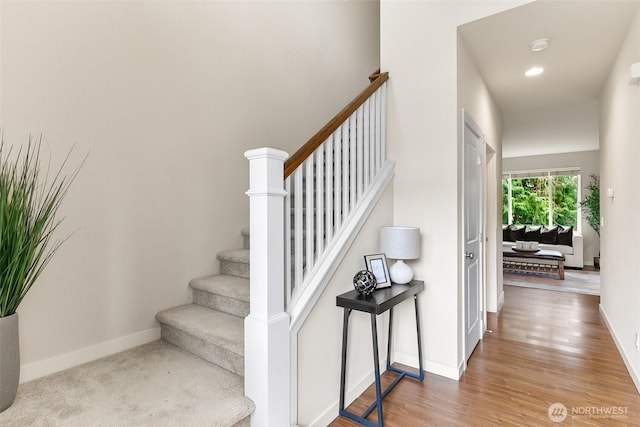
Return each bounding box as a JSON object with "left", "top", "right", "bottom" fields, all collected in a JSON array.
[{"left": 364, "top": 254, "right": 391, "bottom": 289}]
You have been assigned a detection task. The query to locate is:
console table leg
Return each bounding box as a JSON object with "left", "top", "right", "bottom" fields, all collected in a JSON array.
[
  {"left": 339, "top": 308, "right": 351, "bottom": 411},
  {"left": 370, "top": 313, "right": 384, "bottom": 426},
  {"left": 414, "top": 295, "right": 424, "bottom": 380},
  {"left": 386, "top": 307, "right": 394, "bottom": 371}
]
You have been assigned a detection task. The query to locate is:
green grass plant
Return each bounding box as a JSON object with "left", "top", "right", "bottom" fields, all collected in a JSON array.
[{"left": 0, "top": 135, "right": 81, "bottom": 317}]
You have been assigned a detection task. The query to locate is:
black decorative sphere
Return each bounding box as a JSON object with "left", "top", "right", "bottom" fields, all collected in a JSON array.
[{"left": 353, "top": 270, "right": 377, "bottom": 296}]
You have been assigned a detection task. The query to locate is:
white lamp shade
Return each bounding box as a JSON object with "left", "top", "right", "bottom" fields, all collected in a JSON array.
[{"left": 380, "top": 226, "right": 420, "bottom": 260}]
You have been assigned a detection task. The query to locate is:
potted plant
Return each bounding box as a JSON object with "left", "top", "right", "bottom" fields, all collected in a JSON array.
[
  {"left": 580, "top": 174, "right": 600, "bottom": 268},
  {"left": 0, "top": 135, "right": 80, "bottom": 411}
]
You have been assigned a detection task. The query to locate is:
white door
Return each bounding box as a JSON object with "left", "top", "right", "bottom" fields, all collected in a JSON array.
[{"left": 463, "top": 111, "right": 484, "bottom": 362}]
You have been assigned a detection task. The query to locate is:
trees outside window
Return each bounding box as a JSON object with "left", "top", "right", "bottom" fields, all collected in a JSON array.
[
  {"left": 551, "top": 175, "right": 577, "bottom": 227},
  {"left": 503, "top": 172, "right": 578, "bottom": 228},
  {"left": 510, "top": 177, "right": 549, "bottom": 225}
]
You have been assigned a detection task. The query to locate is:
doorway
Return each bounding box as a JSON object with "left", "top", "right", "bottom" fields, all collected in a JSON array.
[{"left": 462, "top": 111, "right": 485, "bottom": 362}]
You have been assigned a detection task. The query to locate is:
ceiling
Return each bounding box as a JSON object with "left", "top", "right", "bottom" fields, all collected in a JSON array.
[{"left": 459, "top": 0, "right": 639, "bottom": 158}]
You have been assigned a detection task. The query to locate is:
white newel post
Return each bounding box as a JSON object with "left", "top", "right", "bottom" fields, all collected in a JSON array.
[{"left": 244, "top": 148, "right": 290, "bottom": 427}]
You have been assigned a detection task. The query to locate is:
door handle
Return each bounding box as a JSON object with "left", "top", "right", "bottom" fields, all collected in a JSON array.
[{"left": 465, "top": 252, "right": 475, "bottom": 260}]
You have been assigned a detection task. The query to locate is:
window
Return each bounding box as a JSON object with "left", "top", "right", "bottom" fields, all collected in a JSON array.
[{"left": 503, "top": 170, "right": 580, "bottom": 229}]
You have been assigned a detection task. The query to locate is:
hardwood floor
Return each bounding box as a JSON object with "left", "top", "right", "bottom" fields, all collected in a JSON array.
[{"left": 329, "top": 285, "right": 640, "bottom": 426}]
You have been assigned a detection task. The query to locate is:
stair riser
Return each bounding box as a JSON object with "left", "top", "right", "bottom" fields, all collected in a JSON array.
[
  {"left": 220, "top": 260, "right": 249, "bottom": 279},
  {"left": 161, "top": 325, "right": 244, "bottom": 377},
  {"left": 193, "top": 289, "right": 249, "bottom": 318}
]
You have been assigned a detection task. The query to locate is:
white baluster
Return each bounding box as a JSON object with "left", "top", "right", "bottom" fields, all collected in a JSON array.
[
  {"left": 381, "top": 84, "right": 387, "bottom": 163},
  {"left": 357, "top": 105, "right": 364, "bottom": 200},
  {"left": 325, "top": 135, "right": 334, "bottom": 244},
  {"left": 334, "top": 128, "right": 342, "bottom": 231},
  {"left": 369, "top": 94, "right": 376, "bottom": 178},
  {"left": 294, "top": 168, "right": 304, "bottom": 293},
  {"left": 315, "top": 147, "right": 324, "bottom": 257},
  {"left": 375, "top": 88, "right": 382, "bottom": 172},
  {"left": 364, "top": 99, "right": 371, "bottom": 187},
  {"left": 349, "top": 114, "right": 357, "bottom": 210},
  {"left": 342, "top": 123, "right": 349, "bottom": 218},
  {"left": 305, "top": 158, "right": 314, "bottom": 274}
]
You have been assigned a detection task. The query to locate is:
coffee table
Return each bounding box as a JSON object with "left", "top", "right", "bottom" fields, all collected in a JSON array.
[{"left": 503, "top": 248, "right": 565, "bottom": 280}]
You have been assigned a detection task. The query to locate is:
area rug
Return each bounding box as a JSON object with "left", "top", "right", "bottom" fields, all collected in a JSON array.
[{"left": 503, "top": 269, "right": 600, "bottom": 296}]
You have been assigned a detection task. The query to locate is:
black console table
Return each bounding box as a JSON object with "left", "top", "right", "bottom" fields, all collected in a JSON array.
[{"left": 336, "top": 280, "right": 425, "bottom": 427}]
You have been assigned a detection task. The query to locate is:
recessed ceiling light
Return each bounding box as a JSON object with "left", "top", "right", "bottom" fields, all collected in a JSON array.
[
  {"left": 525, "top": 67, "right": 544, "bottom": 77},
  {"left": 530, "top": 38, "right": 550, "bottom": 52}
]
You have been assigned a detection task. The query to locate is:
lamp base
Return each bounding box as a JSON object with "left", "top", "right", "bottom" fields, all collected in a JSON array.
[{"left": 389, "top": 260, "right": 413, "bottom": 284}]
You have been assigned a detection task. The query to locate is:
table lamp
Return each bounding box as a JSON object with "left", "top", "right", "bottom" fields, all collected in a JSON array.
[{"left": 380, "top": 226, "right": 420, "bottom": 284}]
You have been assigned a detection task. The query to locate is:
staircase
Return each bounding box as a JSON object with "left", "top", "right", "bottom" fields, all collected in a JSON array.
[{"left": 156, "top": 228, "right": 254, "bottom": 427}]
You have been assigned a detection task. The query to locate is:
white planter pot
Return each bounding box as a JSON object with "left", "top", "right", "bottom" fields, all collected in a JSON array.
[{"left": 0, "top": 313, "right": 20, "bottom": 412}]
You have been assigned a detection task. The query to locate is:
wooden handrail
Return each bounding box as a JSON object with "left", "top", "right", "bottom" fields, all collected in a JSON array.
[
  {"left": 283, "top": 72, "right": 389, "bottom": 178},
  {"left": 368, "top": 68, "right": 382, "bottom": 83}
]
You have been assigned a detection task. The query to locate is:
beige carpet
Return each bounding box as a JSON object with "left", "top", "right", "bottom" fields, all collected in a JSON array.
[
  {"left": 503, "top": 269, "right": 600, "bottom": 296},
  {"left": 0, "top": 340, "right": 253, "bottom": 427}
]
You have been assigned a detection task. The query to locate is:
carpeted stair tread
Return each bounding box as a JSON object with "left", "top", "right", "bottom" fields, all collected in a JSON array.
[
  {"left": 156, "top": 304, "right": 244, "bottom": 356},
  {"left": 189, "top": 274, "right": 250, "bottom": 317},
  {"left": 190, "top": 274, "right": 249, "bottom": 303},
  {"left": 217, "top": 249, "right": 250, "bottom": 279},
  {"left": 217, "top": 249, "right": 250, "bottom": 264},
  {"left": 0, "top": 340, "right": 253, "bottom": 427}
]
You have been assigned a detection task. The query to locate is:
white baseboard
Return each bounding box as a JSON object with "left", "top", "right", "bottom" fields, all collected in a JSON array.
[
  {"left": 393, "top": 351, "right": 461, "bottom": 380},
  {"left": 308, "top": 359, "right": 386, "bottom": 427},
  {"left": 497, "top": 291, "right": 505, "bottom": 311},
  {"left": 599, "top": 305, "right": 640, "bottom": 394},
  {"left": 20, "top": 327, "right": 161, "bottom": 383}
]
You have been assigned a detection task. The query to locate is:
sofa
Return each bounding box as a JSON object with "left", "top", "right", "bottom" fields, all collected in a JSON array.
[{"left": 502, "top": 224, "right": 584, "bottom": 269}]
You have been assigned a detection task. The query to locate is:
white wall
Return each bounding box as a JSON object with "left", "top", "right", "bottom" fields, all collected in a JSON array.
[
  {"left": 502, "top": 150, "right": 600, "bottom": 266},
  {"left": 599, "top": 6, "right": 640, "bottom": 391},
  {"left": 297, "top": 184, "right": 393, "bottom": 427},
  {"left": 381, "top": 0, "right": 529, "bottom": 380},
  {"left": 457, "top": 35, "right": 504, "bottom": 315},
  {"left": 0, "top": 0, "right": 380, "bottom": 380}
]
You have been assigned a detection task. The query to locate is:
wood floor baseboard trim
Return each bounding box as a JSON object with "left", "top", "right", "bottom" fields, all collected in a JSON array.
[
  {"left": 599, "top": 304, "right": 640, "bottom": 394},
  {"left": 393, "top": 351, "right": 461, "bottom": 380},
  {"left": 20, "top": 327, "right": 161, "bottom": 383}
]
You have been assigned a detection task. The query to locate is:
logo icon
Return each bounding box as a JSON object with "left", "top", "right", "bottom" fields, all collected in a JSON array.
[{"left": 548, "top": 402, "right": 568, "bottom": 423}]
